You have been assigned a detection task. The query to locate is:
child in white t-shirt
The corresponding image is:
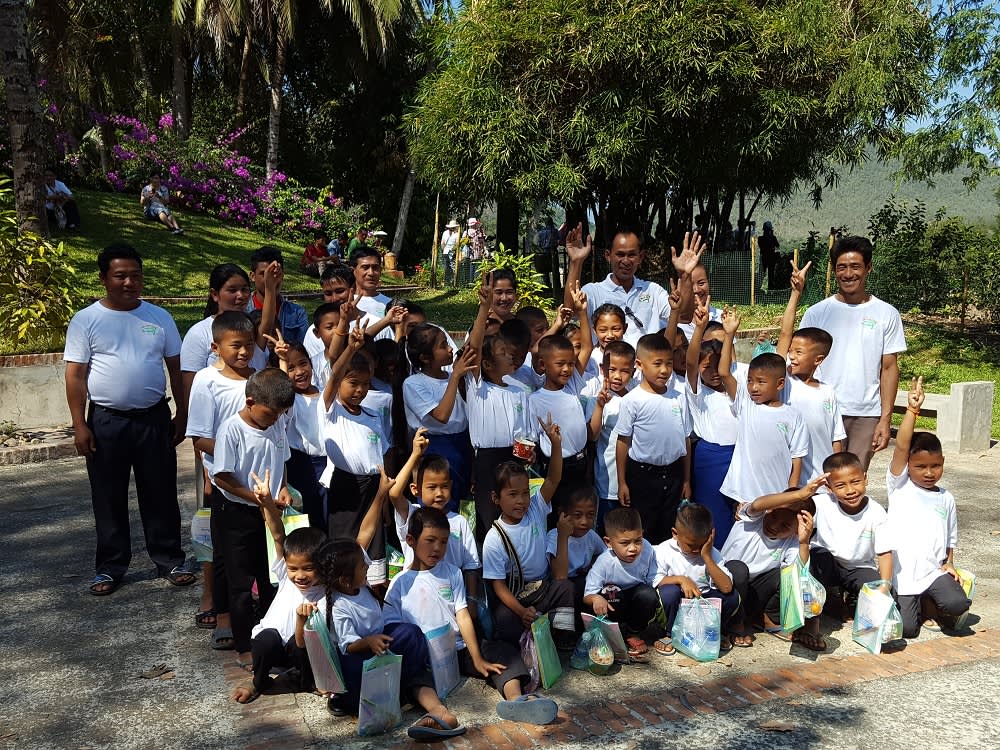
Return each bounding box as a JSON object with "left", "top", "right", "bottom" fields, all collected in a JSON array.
[
  {"left": 654, "top": 502, "right": 742, "bottom": 653},
  {"left": 482, "top": 425, "right": 577, "bottom": 651},
  {"left": 810, "top": 451, "right": 894, "bottom": 617},
  {"left": 386, "top": 508, "right": 558, "bottom": 727},
  {"left": 886, "top": 377, "right": 970, "bottom": 637},
  {"left": 547, "top": 487, "right": 605, "bottom": 612}
]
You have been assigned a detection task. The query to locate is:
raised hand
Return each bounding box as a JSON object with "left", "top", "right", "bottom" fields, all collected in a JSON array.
[
  {"left": 411, "top": 426, "right": 430, "bottom": 456},
  {"left": 667, "top": 277, "right": 682, "bottom": 311},
  {"left": 556, "top": 511, "right": 574, "bottom": 538},
  {"left": 340, "top": 293, "right": 361, "bottom": 324},
  {"left": 565, "top": 222, "right": 593, "bottom": 263},
  {"left": 721, "top": 305, "right": 741, "bottom": 335},
  {"left": 908, "top": 376, "right": 925, "bottom": 412},
  {"left": 451, "top": 344, "right": 478, "bottom": 378},
  {"left": 700, "top": 529, "right": 716, "bottom": 562},
  {"left": 249, "top": 469, "right": 273, "bottom": 506},
  {"left": 538, "top": 412, "right": 562, "bottom": 446},
  {"left": 377, "top": 464, "right": 395, "bottom": 497},
  {"left": 789, "top": 259, "right": 812, "bottom": 294},
  {"left": 262, "top": 328, "right": 289, "bottom": 361},
  {"left": 569, "top": 279, "right": 588, "bottom": 312},
  {"left": 671, "top": 231, "right": 706, "bottom": 276},
  {"left": 596, "top": 377, "right": 613, "bottom": 407},
  {"left": 348, "top": 319, "right": 368, "bottom": 351},
  {"left": 478, "top": 271, "right": 494, "bottom": 309},
  {"left": 264, "top": 260, "right": 283, "bottom": 292},
  {"left": 385, "top": 305, "right": 407, "bottom": 326},
  {"left": 797, "top": 509, "right": 815, "bottom": 544},
  {"left": 802, "top": 472, "right": 829, "bottom": 497},
  {"left": 557, "top": 305, "right": 574, "bottom": 326}
]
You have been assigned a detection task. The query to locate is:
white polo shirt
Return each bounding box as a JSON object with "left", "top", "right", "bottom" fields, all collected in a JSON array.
[
  {"left": 582, "top": 275, "right": 671, "bottom": 347},
  {"left": 615, "top": 383, "right": 691, "bottom": 466}
]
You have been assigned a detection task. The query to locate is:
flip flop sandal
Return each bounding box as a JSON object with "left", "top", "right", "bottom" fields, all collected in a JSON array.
[
  {"left": 496, "top": 694, "right": 558, "bottom": 725},
  {"left": 236, "top": 659, "right": 254, "bottom": 674},
  {"left": 922, "top": 620, "right": 942, "bottom": 632},
  {"left": 764, "top": 626, "right": 793, "bottom": 642},
  {"left": 164, "top": 566, "right": 197, "bottom": 586},
  {"left": 719, "top": 636, "right": 734, "bottom": 653},
  {"left": 407, "top": 714, "right": 467, "bottom": 741},
  {"left": 653, "top": 638, "right": 675, "bottom": 656},
  {"left": 89, "top": 573, "right": 119, "bottom": 596},
  {"left": 195, "top": 610, "right": 217, "bottom": 629},
  {"left": 625, "top": 636, "right": 649, "bottom": 657},
  {"left": 728, "top": 632, "right": 754, "bottom": 648},
  {"left": 791, "top": 631, "right": 827, "bottom": 652},
  {"left": 211, "top": 627, "right": 235, "bottom": 650}
]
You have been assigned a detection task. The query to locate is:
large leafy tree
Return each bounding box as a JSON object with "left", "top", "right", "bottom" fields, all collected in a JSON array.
[{"left": 406, "top": 0, "right": 935, "bottom": 248}]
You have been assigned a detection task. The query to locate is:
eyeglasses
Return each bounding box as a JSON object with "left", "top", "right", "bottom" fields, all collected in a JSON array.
[{"left": 623, "top": 305, "right": 644, "bottom": 330}]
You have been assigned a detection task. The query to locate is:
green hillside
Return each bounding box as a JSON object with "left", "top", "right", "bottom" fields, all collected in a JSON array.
[{"left": 765, "top": 158, "right": 1000, "bottom": 246}]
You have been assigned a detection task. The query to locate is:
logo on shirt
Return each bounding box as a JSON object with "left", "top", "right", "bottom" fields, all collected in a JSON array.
[
  {"left": 823, "top": 399, "right": 833, "bottom": 412},
  {"left": 140, "top": 324, "right": 159, "bottom": 336},
  {"left": 531, "top": 524, "right": 541, "bottom": 539},
  {"left": 367, "top": 431, "right": 380, "bottom": 444},
  {"left": 671, "top": 405, "right": 682, "bottom": 416},
  {"left": 450, "top": 530, "right": 460, "bottom": 540},
  {"left": 770, "top": 549, "right": 782, "bottom": 561},
  {"left": 860, "top": 527, "right": 873, "bottom": 540},
  {"left": 438, "top": 585, "right": 454, "bottom": 602},
  {"left": 861, "top": 317, "right": 878, "bottom": 330},
  {"left": 513, "top": 403, "right": 523, "bottom": 413},
  {"left": 934, "top": 504, "right": 947, "bottom": 519},
  {"left": 638, "top": 293, "right": 651, "bottom": 304},
  {"left": 776, "top": 421, "right": 790, "bottom": 436}
]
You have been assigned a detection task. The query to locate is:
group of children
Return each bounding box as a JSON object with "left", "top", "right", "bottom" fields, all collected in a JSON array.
[{"left": 180, "top": 241, "right": 971, "bottom": 737}]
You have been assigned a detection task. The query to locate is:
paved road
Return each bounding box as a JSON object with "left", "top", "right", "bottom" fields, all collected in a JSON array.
[{"left": 2, "top": 443, "right": 998, "bottom": 749}]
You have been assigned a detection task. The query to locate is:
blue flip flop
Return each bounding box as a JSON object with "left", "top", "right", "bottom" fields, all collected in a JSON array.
[
  {"left": 406, "top": 714, "right": 467, "bottom": 741},
  {"left": 496, "top": 694, "right": 558, "bottom": 725}
]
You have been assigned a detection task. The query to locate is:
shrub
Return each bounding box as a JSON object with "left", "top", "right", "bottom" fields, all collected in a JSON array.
[{"left": 478, "top": 244, "right": 550, "bottom": 310}]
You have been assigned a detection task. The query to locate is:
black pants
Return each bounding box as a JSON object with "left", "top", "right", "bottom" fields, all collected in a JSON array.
[
  {"left": 725, "top": 560, "right": 780, "bottom": 622},
  {"left": 85, "top": 401, "right": 184, "bottom": 580},
  {"left": 287, "top": 449, "right": 327, "bottom": 531},
  {"left": 809, "top": 547, "right": 883, "bottom": 602},
  {"left": 215, "top": 498, "right": 276, "bottom": 653},
  {"left": 493, "top": 578, "right": 576, "bottom": 643},
  {"left": 209, "top": 492, "right": 230, "bottom": 614},
  {"left": 625, "top": 456, "right": 685, "bottom": 545},
  {"left": 590, "top": 583, "right": 661, "bottom": 636},
  {"left": 47, "top": 199, "right": 81, "bottom": 228},
  {"left": 328, "top": 469, "right": 383, "bottom": 561},
  {"left": 473, "top": 446, "right": 512, "bottom": 546},
  {"left": 458, "top": 641, "right": 530, "bottom": 695},
  {"left": 250, "top": 628, "right": 313, "bottom": 693},
  {"left": 335, "top": 622, "right": 434, "bottom": 715},
  {"left": 898, "top": 574, "right": 972, "bottom": 638}
]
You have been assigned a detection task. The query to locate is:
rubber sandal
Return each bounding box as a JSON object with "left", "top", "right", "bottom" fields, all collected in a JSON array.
[
  {"left": 653, "top": 637, "right": 675, "bottom": 656},
  {"left": 164, "top": 566, "right": 196, "bottom": 586},
  {"left": 791, "top": 630, "right": 827, "bottom": 652},
  {"left": 236, "top": 659, "right": 254, "bottom": 674},
  {"left": 764, "top": 625, "right": 793, "bottom": 642},
  {"left": 728, "top": 631, "right": 754, "bottom": 648},
  {"left": 625, "top": 635, "right": 649, "bottom": 657},
  {"left": 195, "top": 610, "right": 217, "bottom": 629},
  {"left": 211, "top": 627, "right": 234, "bottom": 650},
  {"left": 89, "top": 573, "right": 119, "bottom": 596},
  {"left": 719, "top": 635, "right": 733, "bottom": 653},
  {"left": 407, "top": 714, "right": 467, "bottom": 741},
  {"left": 496, "top": 694, "right": 558, "bottom": 725}
]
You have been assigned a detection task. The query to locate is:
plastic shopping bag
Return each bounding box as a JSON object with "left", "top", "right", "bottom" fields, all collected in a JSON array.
[
  {"left": 671, "top": 597, "right": 722, "bottom": 662},
  {"left": 459, "top": 498, "right": 476, "bottom": 534},
  {"left": 852, "top": 580, "right": 903, "bottom": 654},
  {"left": 580, "top": 612, "right": 630, "bottom": 663},
  {"left": 303, "top": 610, "right": 346, "bottom": 694},
  {"left": 358, "top": 652, "right": 403, "bottom": 737},
  {"left": 190, "top": 508, "right": 213, "bottom": 562},
  {"left": 519, "top": 628, "right": 540, "bottom": 693},
  {"left": 530, "top": 614, "right": 563, "bottom": 689},
  {"left": 265, "top": 506, "right": 311, "bottom": 584},
  {"left": 955, "top": 568, "right": 976, "bottom": 630},
  {"left": 779, "top": 558, "right": 826, "bottom": 632},
  {"left": 571, "top": 628, "right": 615, "bottom": 675},
  {"left": 425, "top": 624, "right": 461, "bottom": 700},
  {"left": 386, "top": 545, "right": 404, "bottom": 582}
]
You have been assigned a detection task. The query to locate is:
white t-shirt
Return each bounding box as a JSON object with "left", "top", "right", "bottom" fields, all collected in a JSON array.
[
  {"left": 302, "top": 327, "right": 329, "bottom": 389},
  {"left": 394, "top": 504, "right": 481, "bottom": 571},
  {"left": 800, "top": 295, "right": 906, "bottom": 417},
  {"left": 483, "top": 490, "right": 550, "bottom": 583},
  {"left": 584, "top": 540, "right": 661, "bottom": 596},
  {"left": 185, "top": 366, "right": 250, "bottom": 472},
  {"left": 355, "top": 293, "right": 394, "bottom": 342},
  {"left": 654, "top": 538, "right": 732, "bottom": 594},
  {"left": 45, "top": 179, "right": 72, "bottom": 209},
  {"left": 211, "top": 412, "right": 290, "bottom": 506},
  {"left": 441, "top": 230, "right": 459, "bottom": 255},
  {"left": 527, "top": 382, "right": 593, "bottom": 457},
  {"left": 465, "top": 373, "right": 530, "bottom": 448},
  {"left": 580, "top": 380, "right": 624, "bottom": 500},
  {"left": 685, "top": 363, "right": 746, "bottom": 446},
  {"left": 783, "top": 376, "right": 847, "bottom": 481},
  {"left": 677, "top": 306, "right": 722, "bottom": 341},
  {"left": 581, "top": 275, "right": 670, "bottom": 347},
  {"left": 64, "top": 301, "right": 181, "bottom": 410},
  {"left": 360, "top": 389, "right": 393, "bottom": 444},
  {"left": 812, "top": 493, "right": 890, "bottom": 571},
  {"left": 545, "top": 529, "right": 605, "bottom": 578},
  {"left": 508, "top": 356, "right": 545, "bottom": 392},
  {"left": 330, "top": 586, "right": 384, "bottom": 655},
  {"left": 287, "top": 392, "right": 326, "bottom": 456},
  {"left": 180, "top": 315, "right": 269, "bottom": 375},
  {"left": 719, "top": 506, "right": 801, "bottom": 578},
  {"left": 885, "top": 467, "right": 958, "bottom": 596},
  {"left": 719, "top": 389, "right": 809, "bottom": 505},
  {"left": 403, "top": 372, "right": 468, "bottom": 435},
  {"left": 383, "top": 562, "right": 469, "bottom": 650},
  {"left": 252, "top": 557, "right": 325, "bottom": 641},
  {"left": 321, "top": 400, "right": 388, "bottom": 478},
  {"left": 615, "top": 383, "right": 691, "bottom": 465}
]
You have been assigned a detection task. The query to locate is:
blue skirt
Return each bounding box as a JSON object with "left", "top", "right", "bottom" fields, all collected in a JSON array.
[
  {"left": 691, "top": 439, "right": 737, "bottom": 547},
  {"left": 426, "top": 429, "right": 473, "bottom": 511}
]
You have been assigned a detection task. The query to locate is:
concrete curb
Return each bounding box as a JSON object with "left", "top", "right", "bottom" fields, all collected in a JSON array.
[{"left": 0, "top": 440, "right": 77, "bottom": 466}]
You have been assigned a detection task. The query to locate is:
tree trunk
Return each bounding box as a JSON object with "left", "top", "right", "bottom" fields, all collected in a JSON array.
[
  {"left": 128, "top": 9, "right": 153, "bottom": 113},
  {"left": 266, "top": 35, "right": 287, "bottom": 179},
  {"left": 235, "top": 31, "right": 253, "bottom": 131},
  {"left": 391, "top": 168, "right": 416, "bottom": 256},
  {"left": 0, "top": 0, "right": 48, "bottom": 235},
  {"left": 171, "top": 24, "right": 190, "bottom": 139}
]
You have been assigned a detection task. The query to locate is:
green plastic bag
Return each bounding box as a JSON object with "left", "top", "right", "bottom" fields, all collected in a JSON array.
[
  {"left": 955, "top": 568, "right": 976, "bottom": 630},
  {"left": 303, "top": 610, "right": 346, "bottom": 694},
  {"left": 779, "top": 557, "right": 826, "bottom": 632},
  {"left": 459, "top": 498, "right": 476, "bottom": 533},
  {"left": 530, "top": 613, "right": 563, "bottom": 689},
  {"left": 265, "top": 506, "right": 311, "bottom": 584},
  {"left": 386, "top": 545, "right": 404, "bottom": 582},
  {"left": 358, "top": 652, "right": 403, "bottom": 736},
  {"left": 852, "top": 580, "right": 903, "bottom": 654}
]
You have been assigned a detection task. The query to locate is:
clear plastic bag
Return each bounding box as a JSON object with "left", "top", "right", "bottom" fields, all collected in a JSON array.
[
  {"left": 358, "top": 652, "right": 402, "bottom": 737},
  {"left": 571, "top": 628, "right": 615, "bottom": 675},
  {"left": 303, "top": 610, "right": 345, "bottom": 694},
  {"left": 780, "top": 558, "right": 826, "bottom": 632},
  {"left": 852, "top": 580, "right": 903, "bottom": 654},
  {"left": 671, "top": 597, "right": 722, "bottom": 662}
]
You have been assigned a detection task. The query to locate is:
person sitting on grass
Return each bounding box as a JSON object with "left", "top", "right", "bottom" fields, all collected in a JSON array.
[{"left": 140, "top": 172, "right": 184, "bottom": 235}]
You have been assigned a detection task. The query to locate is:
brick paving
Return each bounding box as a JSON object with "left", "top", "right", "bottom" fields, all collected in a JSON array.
[{"left": 215, "top": 627, "right": 1000, "bottom": 749}]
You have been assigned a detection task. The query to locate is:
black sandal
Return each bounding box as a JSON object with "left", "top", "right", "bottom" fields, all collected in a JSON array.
[
  {"left": 89, "top": 574, "right": 119, "bottom": 596},
  {"left": 164, "top": 566, "right": 196, "bottom": 587},
  {"left": 195, "top": 610, "right": 217, "bottom": 629}
]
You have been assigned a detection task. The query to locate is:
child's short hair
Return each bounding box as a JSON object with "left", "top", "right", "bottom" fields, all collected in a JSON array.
[
  {"left": 394, "top": 299, "right": 425, "bottom": 318},
  {"left": 823, "top": 451, "right": 863, "bottom": 473},
  {"left": 602, "top": 340, "right": 636, "bottom": 368},
  {"left": 699, "top": 339, "right": 722, "bottom": 360},
  {"left": 416, "top": 453, "right": 451, "bottom": 491},
  {"left": 373, "top": 337, "right": 401, "bottom": 371},
  {"left": 537, "top": 334, "right": 574, "bottom": 358},
  {"left": 499, "top": 319, "right": 531, "bottom": 350},
  {"left": 345, "top": 350, "right": 374, "bottom": 377},
  {"left": 283, "top": 526, "right": 327, "bottom": 560},
  {"left": 674, "top": 502, "right": 713, "bottom": 539},
  {"left": 212, "top": 310, "right": 255, "bottom": 341},
  {"left": 748, "top": 352, "right": 787, "bottom": 378},
  {"left": 313, "top": 302, "right": 340, "bottom": 325},
  {"left": 703, "top": 321, "right": 724, "bottom": 336},
  {"left": 321, "top": 265, "right": 354, "bottom": 285},
  {"left": 516, "top": 306, "right": 548, "bottom": 326},
  {"left": 910, "top": 431, "right": 943, "bottom": 456},
  {"left": 563, "top": 322, "right": 581, "bottom": 337},
  {"left": 98, "top": 243, "right": 142, "bottom": 275},
  {"left": 636, "top": 333, "right": 670, "bottom": 359},
  {"left": 250, "top": 245, "right": 284, "bottom": 269},
  {"left": 490, "top": 268, "right": 517, "bottom": 289},
  {"left": 245, "top": 368, "right": 295, "bottom": 410},
  {"left": 493, "top": 460, "right": 528, "bottom": 493},
  {"left": 407, "top": 506, "right": 450, "bottom": 539},
  {"left": 791, "top": 327, "right": 833, "bottom": 357},
  {"left": 287, "top": 342, "right": 310, "bottom": 361},
  {"left": 831, "top": 236, "right": 873, "bottom": 266},
  {"left": 560, "top": 486, "right": 597, "bottom": 514},
  {"left": 603, "top": 507, "right": 642, "bottom": 536},
  {"left": 592, "top": 303, "right": 626, "bottom": 327}
]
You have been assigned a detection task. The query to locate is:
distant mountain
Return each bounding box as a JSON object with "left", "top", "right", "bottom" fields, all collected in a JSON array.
[{"left": 763, "top": 157, "right": 1000, "bottom": 246}]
